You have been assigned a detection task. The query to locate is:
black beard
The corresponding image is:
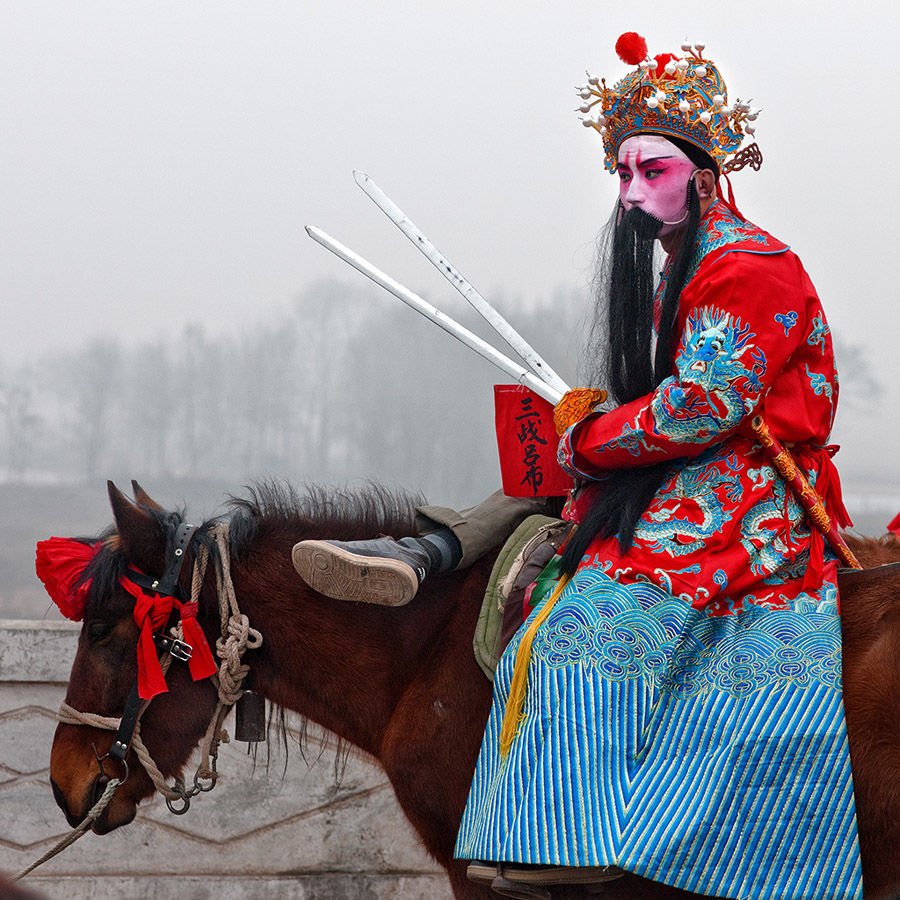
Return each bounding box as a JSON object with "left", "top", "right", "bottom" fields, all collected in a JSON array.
[
  {"left": 620, "top": 204, "right": 665, "bottom": 240},
  {"left": 606, "top": 205, "right": 662, "bottom": 404},
  {"left": 559, "top": 187, "right": 703, "bottom": 574}
]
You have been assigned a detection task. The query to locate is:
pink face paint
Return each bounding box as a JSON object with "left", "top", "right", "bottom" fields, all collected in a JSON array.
[{"left": 616, "top": 135, "right": 697, "bottom": 236}]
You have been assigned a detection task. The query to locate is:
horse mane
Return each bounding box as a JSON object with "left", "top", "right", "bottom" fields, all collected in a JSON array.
[
  {"left": 226, "top": 480, "right": 424, "bottom": 559},
  {"left": 81, "top": 480, "right": 423, "bottom": 600},
  {"left": 844, "top": 532, "right": 900, "bottom": 568},
  {"left": 224, "top": 482, "right": 429, "bottom": 786}
]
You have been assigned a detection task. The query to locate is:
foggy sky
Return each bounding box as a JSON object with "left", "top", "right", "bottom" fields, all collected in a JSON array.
[{"left": 2, "top": 1, "right": 898, "bottom": 480}]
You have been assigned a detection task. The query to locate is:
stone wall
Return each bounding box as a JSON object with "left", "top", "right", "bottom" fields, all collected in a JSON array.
[{"left": 0, "top": 620, "right": 451, "bottom": 899}]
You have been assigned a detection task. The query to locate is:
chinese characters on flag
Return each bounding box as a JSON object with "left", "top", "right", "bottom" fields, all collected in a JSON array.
[{"left": 494, "top": 385, "right": 572, "bottom": 498}]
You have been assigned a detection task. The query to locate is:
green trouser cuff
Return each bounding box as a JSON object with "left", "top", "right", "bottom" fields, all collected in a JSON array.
[{"left": 415, "top": 489, "right": 553, "bottom": 568}]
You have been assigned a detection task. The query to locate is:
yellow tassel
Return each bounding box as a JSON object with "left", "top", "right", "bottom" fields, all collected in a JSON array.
[{"left": 498, "top": 573, "right": 572, "bottom": 757}]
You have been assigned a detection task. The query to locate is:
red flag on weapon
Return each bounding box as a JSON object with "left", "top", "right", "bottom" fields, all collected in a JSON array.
[{"left": 494, "top": 385, "right": 572, "bottom": 498}]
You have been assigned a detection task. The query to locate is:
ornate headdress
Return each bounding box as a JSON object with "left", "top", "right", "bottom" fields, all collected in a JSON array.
[{"left": 578, "top": 32, "right": 762, "bottom": 175}]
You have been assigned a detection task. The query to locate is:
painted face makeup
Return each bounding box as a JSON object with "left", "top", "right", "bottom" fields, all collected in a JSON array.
[{"left": 616, "top": 135, "right": 697, "bottom": 236}]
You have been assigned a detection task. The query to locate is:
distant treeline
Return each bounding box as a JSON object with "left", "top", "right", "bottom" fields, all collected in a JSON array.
[
  {"left": 0, "top": 281, "right": 589, "bottom": 508},
  {"left": 0, "top": 279, "right": 879, "bottom": 511}
]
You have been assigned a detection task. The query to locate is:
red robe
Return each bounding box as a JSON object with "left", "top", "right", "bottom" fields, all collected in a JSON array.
[{"left": 558, "top": 201, "right": 848, "bottom": 616}]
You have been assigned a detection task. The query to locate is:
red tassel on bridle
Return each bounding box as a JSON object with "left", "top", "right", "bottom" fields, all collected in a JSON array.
[
  {"left": 174, "top": 600, "right": 218, "bottom": 686},
  {"left": 121, "top": 575, "right": 218, "bottom": 700},
  {"left": 123, "top": 579, "right": 175, "bottom": 699}
]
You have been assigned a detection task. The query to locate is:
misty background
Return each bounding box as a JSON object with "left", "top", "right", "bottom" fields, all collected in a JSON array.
[{"left": 2, "top": 2, "right": 897, "bottom": 617}]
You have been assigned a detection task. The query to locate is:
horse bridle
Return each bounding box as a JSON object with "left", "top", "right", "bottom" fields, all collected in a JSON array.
[
  {"left": 63, "top": 519, "right": 263, "bottom": 816},
  {"left": 107, "top": 522, "right": 199, "bottom": 764},
  {"left": 21, "top": 521, "right": 264, "bottom": 882}
]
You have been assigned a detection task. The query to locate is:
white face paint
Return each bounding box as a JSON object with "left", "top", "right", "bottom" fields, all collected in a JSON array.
[{"left": 616, "top": 135, "right": 697, "bottom": 236}]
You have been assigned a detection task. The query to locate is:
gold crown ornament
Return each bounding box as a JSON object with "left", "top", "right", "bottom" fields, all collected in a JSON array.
[{"left": 578, "top": 32, "right": 762, "bottom": 175}]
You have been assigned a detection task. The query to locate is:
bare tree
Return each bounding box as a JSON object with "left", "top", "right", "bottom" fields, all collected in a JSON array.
[
  {"left": 0, "top": 370, "right": 42, "bottom": 481},
  {"left": 52, "top": 338, "right": 123, "bottom": 482}
]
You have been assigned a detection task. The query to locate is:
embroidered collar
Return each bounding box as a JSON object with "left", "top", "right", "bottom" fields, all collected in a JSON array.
[
  {"left": 683, "top": 201, "right": 786, "bottom": 285},
  {"left": 653, "top": 201, "right": 787, "bottom": 334}
]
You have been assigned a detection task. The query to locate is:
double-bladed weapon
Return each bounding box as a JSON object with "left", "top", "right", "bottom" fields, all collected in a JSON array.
[
  {"left": 305, "top": 174, "right": 569, "bottom": 405},
  {"left": 352, "top": 171, "right": 570, "bottom": 397}
]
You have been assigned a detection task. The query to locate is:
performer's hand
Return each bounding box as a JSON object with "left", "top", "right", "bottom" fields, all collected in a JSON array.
[{"left": 553, "top": 388, "right": 607, "bottom": 436}]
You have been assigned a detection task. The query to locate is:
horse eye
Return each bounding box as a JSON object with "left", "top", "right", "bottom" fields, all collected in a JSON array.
[{"left": 87, "top": 621, "right": 113, "bottom": 643}]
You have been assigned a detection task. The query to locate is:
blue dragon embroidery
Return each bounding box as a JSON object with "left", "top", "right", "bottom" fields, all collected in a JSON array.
[
  {"left": 683, "top": 207, "right": 772, "bottom": 284},
  {"left": 739, "top": 468, "right": 810, "bottom": 575},
  {"left": 634, "top": 448, "right": 744, "bottom": 557},
  {"left": 649, "top": 306, "right": 765, "bottom": 444}
]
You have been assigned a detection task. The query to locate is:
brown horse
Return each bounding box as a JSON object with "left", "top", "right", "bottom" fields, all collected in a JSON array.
[{"left": 47, "top": 482, "right": 900, "bottom": 900}]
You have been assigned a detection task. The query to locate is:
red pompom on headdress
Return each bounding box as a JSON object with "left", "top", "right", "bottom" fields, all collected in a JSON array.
[
  {"left": 615, "top": 32, "right": 648, "bottom": 66},
  {"left": 35, "top": 537, "right": 101, "bottom": 621}
]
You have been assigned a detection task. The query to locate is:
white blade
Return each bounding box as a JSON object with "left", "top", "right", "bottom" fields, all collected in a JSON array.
[
  {"left": 306, "top": 226, "right": 563, "bottom": 405},
  {"left": 353, "top": 170, "right": 570, "bottom": 396}
]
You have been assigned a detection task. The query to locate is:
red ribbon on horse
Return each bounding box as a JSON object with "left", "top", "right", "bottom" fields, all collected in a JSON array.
[{"left": 36, "top": 536, "right": 218, "bottom": 700}]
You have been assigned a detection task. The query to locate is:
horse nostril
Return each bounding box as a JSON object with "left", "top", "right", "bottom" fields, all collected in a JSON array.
[
  {"left": 50, "top": 775, "right": 102, "bottom": 828},
  {"left": 50, "top": 777, "right": 71, "bottom": 817}
]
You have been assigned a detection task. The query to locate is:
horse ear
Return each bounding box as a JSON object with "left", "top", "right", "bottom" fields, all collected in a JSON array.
[
  {"left": 108, "top": 481, "right": 167, "bottom": 574},
  {"left": 131, "top": 480, "right": 163, "bottom": 511}
]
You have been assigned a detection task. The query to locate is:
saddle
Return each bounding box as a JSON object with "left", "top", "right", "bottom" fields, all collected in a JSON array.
[{"left": 474, "top": 515, "right": 572, "bottom": 681}]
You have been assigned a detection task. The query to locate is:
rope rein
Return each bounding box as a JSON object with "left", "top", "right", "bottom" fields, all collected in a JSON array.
[
  {"left": 17, "top": 523, "right": 262, "bottom": 879},
  {"left": 15, "top": 778, "right": 121, "bottom": 880}
]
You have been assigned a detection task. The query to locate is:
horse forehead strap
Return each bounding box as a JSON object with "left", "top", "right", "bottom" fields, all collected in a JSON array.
[
  {"left": 122, "top": 523, "right": 219, "bottom": 700},
  {"left": 124, "top": 523, "right": 199, "bottom": 599}
]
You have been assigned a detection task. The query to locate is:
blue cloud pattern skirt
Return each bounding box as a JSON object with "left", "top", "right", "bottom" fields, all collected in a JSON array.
[{"left": 454, "top": 567, "right": 863, "bottom": 900}]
